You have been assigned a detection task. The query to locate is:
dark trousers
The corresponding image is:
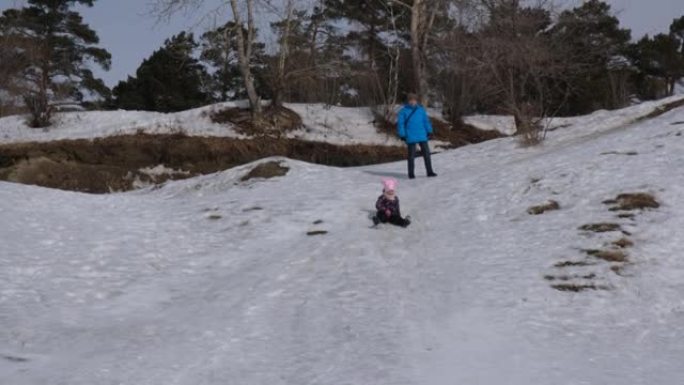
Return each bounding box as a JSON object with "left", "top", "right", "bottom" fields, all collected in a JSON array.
[
  {"left": 377, "top": 211, "right": 409, "bottom": 227},
  {"left": 407, "top": 141, "right": 434, "bottom": 178}
]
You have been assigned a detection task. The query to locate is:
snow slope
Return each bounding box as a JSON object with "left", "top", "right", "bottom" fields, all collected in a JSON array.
[
  {"left": 4, "top": 97, "right": 682, "bottom": 147},
  {"left": 3, "top": 99, "right": 684, "bottom": 384},
  {"left": 0, "top": 102, "right": 402, "bottom": 146}
]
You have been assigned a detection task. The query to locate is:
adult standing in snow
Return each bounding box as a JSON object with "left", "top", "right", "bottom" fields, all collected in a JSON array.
[{"left": 397, "top": 93, "right": 437, "bottom": 179}]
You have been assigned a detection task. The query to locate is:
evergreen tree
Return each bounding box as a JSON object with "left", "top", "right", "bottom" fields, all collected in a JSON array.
[
  {"left": 630, "top": 16, "right": 684, "bottom": 97},
  {"left": 199, "top": 23, "right": 267, "bottom": 102},
  {"left": 324, "top": 0, "right": 394, "bottom": 68},
  {"left": 0, "top": 0, "right": 111, "bottom": 127},
  {"left": 113, "top": 32, "right": 211, "bottom": 112},
  {"left": 551, "top": 0, "right": 632, "bottom": 113},
  {"left": 322, "top": 0, "right": 411, "bottom": 105}
]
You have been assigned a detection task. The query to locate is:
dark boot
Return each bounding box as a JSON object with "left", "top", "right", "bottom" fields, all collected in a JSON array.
[{"left": 401, "top": 216, "right": 411, "bottom": 227}]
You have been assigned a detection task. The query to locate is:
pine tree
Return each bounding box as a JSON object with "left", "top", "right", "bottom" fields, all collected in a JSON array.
[
  {"left": 628, "top": 16, "right": 684, "bottom": 99},
  {"left": 324, "top": 0, "right": 393, "bottom": 68},
  {"left": 551, "top": 0, "right": 632, "bottom": 112},
  {"left": 113, "top": 32, "right": 211, "bottom": 112},
  {"left": 632, "top": 33, "right": 683, "bottom": 97},
  {"left": 199, "top": 22, "right": 267, "bottom": 102},
  {"left": 0, "top": 0, "right": 111, "bottom": 127},
  {"left": 0, "top": 31, "right": 25, "bottom": 116}
]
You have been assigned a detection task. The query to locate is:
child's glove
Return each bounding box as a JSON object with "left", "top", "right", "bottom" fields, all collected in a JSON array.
[{"left": 385, "top": 209, "right": 392, "bottom": 217}]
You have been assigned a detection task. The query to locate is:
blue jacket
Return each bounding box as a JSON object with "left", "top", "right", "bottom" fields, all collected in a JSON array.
[{"left": 397, "top": 104, "right": 433, "bottom": 144}]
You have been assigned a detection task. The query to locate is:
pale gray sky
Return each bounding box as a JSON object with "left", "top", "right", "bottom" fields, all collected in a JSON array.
[{"left": 2, "top": 0, "right": 684, "bottom": 87}]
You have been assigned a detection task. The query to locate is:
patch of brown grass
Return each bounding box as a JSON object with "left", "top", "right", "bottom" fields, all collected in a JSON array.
[
  {"left": 527, "top": 200, "right": 560, "bottom": 215},
  {"left": 306, "top": 230, "right": 328, "bottom": 236},
  {"left": 639, "top": 98, "right": 684, "bottom": 121},
  {"left": 241, "top": 161, "right": 289, "bottom": 182},
  {"left": 617, "top": 213, "right": 636, "bottom": 219},
  {"left": 552, "top": 283, "right": 609, "bottom": 292},
  {"left": 242, "top": 206, "right": 264, "bottom": 212},
  {"left": 0, "top": 134, "right": 406, "bottom": 193},
  {"left": 544, "top": 273, "right": 596, "bottom": 281},
  {"left": 612, "top": 238, "right": 634, "bottom": 248},
  {"left": 554, "top": 260, "right": 595, "bottom": 268},
  {"left": 210, "top": 106, "right": 302, "bottom": 136},
  {"left": 4, "top": 156, "right": 136, "bottom": 193},
  {"left": 611, "top": 265, "right": 631, "bottom": 276},
  {"left": 606, "top": 193, "right": 660, "bottom": 211},
  {"left": 600, "top": 151, "right": 638, "bottom": 156},
  {"left": 579, "top": 223, "right": 622, "bottom": 233},
  {"left": 585, "top": 249, "right": 629, "bottom": 262}
]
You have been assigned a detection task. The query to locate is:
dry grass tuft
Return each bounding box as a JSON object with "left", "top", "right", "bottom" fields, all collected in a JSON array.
[
  {"left": 606, "top": 193, "right": 660, "bottom": 211},
  {"left": 545, "top": 273, "right": 596, "bottom": 281},
  {"left": 585, "top": 249, "right": 628, "bottom": 262},
  {"left": 579, "top": 223, "right": 622, "bottom": 233},
  {"left": 210, "top": 106, "right": 303, "bottom": 136},
  {"left": 552, "top": 283, "right": 609, "bottom": 292},
  {"left": 554, "top": 260, "right": 594, "bottom": 268},
  {"left": 612, "top": 238, "right": 634, "bottom": 248},
  {"left": 527, "top": 200, "right": 560, "bottom": 215},
  {"left": 306, "top": 230, "right": 328, "bottom": 236},
  {"left": 600, "top": 150, "right": 638, "bottom": 156},
  {"left": 611, "top": 265, "right": 631, "bottom": 276},
  {"left": 241, "top": 161, "right": 289, "bottom": 182}
]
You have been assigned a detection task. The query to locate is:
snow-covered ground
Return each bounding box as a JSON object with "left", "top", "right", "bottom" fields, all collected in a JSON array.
[
  {"left": 464, "top": 95, "right": 684, "bottom": 137},
  {"left": 4, "top": 97, "right": 683, "bottom": 148},
  {"left": 0, "top": 102, "right": 404, "bottom": 146},
  {"left": 0, "top": 102, "right": 242, "bottom": 144},
  {"left": 3, "top": 98, "right": 684, "bottom": 384},
  {"left": 285, "top": 104, "right": 404, "bottom": 146},
  {"left": 675, "top": 80, "right": 684, "bottom": 95}
]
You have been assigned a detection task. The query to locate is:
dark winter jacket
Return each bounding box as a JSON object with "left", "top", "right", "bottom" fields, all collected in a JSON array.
[
  {"left": 376, "top": 194, "right": 401, "bottom": 218},
  {"left": 397, "top": 104, "right": 433, "bottom": 144}
]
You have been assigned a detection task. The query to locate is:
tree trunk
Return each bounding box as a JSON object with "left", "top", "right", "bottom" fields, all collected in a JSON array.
[
  {"left": 229, "top": 0, "right": 261, "bottom": 119},
  {"left": 410, "top": 0, "right": 425, "bottom": 104},
  {"left": 308, "top": 15, "right": 319, "bottom": 68},
  {"left": 410, "top": 0, "right": 435, "bottom": 105},
  {"left": 273, "top": 0, "right": 295, "bottom": 108}
]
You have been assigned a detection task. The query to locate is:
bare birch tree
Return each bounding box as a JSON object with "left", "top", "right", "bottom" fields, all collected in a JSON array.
[
  {"left": 391, "top": 0, "right": 443, "bottom": 105},
  {"left": 271, "top": 0, "right": 296, "bottom": 107}
]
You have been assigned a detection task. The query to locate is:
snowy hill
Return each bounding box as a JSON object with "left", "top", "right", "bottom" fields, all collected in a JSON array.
[
  {"left": 3, "top": 97, "right": 684, "bottom": 384},
  {"left": 2, "top": 98, "right": 682, "bottom": 147},
  {"left": 0, "top": 102, "right": 407, "bottom": 146}
]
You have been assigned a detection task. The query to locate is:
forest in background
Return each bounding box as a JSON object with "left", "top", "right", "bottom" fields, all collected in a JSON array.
[{"left": 1, "top": 0, "right": 684, "bottom": 138}]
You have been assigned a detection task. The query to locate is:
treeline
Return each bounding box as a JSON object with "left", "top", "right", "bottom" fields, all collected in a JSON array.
[{"left": 1, "top": 0, "right": 684, "bottom": 134}]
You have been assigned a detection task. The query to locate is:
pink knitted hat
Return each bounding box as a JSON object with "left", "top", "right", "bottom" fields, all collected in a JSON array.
[{"left": 382, "top": 178, "right": 397, "bottom": 192}]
